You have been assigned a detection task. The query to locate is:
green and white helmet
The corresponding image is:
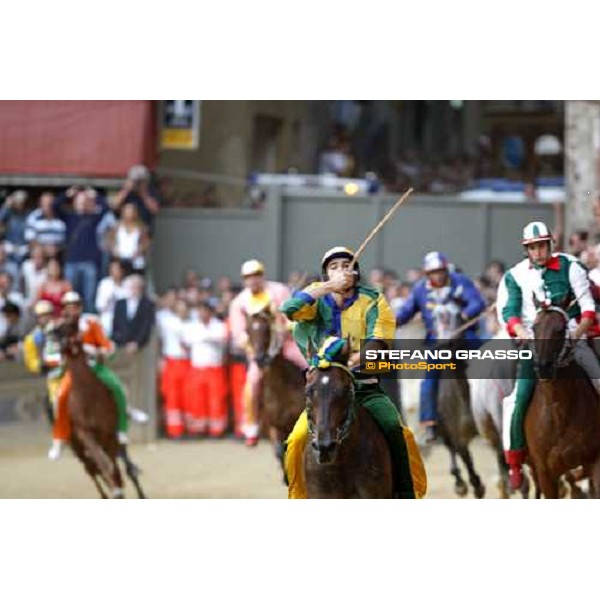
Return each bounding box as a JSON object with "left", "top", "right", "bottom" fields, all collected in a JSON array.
[{"left": 522, "top": 221, "right": 553, "bottom": 247}]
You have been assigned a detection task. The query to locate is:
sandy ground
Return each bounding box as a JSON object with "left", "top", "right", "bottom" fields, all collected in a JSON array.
[{"left": 0, "top": 432, "right": 511, "bottom": 499}]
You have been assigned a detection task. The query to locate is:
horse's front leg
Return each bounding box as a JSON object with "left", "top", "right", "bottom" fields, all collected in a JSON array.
[
  {"left": 587, "top": 457, "right": 600, "bottom": 499},
  {"left": 495, "top": 447, "right": 510, "bottom": 499},
  {"left": 535, "top": 467, "right": 560, "bottom": 499},
  {"left": 457, "top": 446, "right": 486, "bottom": 499},
  {"left": 448, "top": 448, "right": 468, "bottom": 497},
  {"left": 92, "top": 475, "right": 108, "bottom": 499}
]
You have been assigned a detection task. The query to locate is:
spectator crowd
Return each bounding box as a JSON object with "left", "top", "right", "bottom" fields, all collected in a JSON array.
[
  {"left": 5, "top": 161, "right": 600, "bottom": 443},
  {"left": 0, "top": 164, "right": 159, "bottom": 361}
]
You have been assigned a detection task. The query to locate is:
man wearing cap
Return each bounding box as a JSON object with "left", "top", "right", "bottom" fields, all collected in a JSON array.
[
  {"left": 396, "top": 251, "right": 485, "bottom": 444},
  {"left": 229, "top": 259, "right": 307, "bottom": 446},
  {"left": 48, "top": 291, "right": 134, "bottom": 461},
  {"left": 280, "top": 246, "right": 427, "bottom": 499},
  {"left": 497, "top": 221, "right": 600, "bottom": 490},
  {"left": 23, "top": 300, "right": 64, "bottom": 421}
]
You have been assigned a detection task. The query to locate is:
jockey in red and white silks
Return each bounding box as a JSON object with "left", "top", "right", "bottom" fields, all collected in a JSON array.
[{"left": 228, "top": 260, "right": 307, "bottom": 446}]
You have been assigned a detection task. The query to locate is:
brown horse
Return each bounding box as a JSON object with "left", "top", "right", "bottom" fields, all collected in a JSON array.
[
  {"left": 525, "top": 301, "right": 600, "bottom": 498},
  {"left": 53, "top": 321, "right": 146, "bottom": 499},
  {"left": 303, "top": 338, "right": 393, "bottom": 498},
  {"left": 246, "top": 307, "right": 305, "bottom": 463}
]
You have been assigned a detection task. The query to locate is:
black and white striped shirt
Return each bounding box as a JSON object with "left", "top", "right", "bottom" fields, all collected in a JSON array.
[{"left": 25, "top": 209, "right": 66, "bottom": 247}]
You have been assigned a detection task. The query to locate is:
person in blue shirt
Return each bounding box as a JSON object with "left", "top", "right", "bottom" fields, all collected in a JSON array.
[
  {"left": 53, "top": 187, "right": 108, "bottom": 313},
  {"left": 396, "top": 251, "right": 485, "bottom": 443}
]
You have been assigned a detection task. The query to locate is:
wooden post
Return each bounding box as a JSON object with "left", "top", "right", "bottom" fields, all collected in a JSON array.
[{"left": 565, "top": 101, "right": 600, "bottom": 238}]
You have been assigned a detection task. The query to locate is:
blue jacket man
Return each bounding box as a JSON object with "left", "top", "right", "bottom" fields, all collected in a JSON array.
[{"left": 396, "top": 251, "right": 485, "bottom": 442}]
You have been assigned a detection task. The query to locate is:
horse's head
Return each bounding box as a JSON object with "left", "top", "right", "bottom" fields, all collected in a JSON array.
[
  {"left": 50, "top": 319, "right": 82, "bottom": 357},
  {"left": 246, "top": 306, "right": 275, "bottom": 368},
  {"left": 531, "top": 293, "right": 571, "bottom": 379},
  {"left": 305, "top": 335, "right": 355, "bottom": 465}
]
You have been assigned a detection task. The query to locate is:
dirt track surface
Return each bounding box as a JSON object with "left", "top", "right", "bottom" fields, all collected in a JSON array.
[{"left": 0, "top": 433, "right": 512, "bottom": 499}]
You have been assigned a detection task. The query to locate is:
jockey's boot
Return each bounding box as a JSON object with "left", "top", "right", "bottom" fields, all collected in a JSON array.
[
  {"left": 48, "top": 439, "right": 64, "bottom": 461},
  {"left": 127, "top": 406, "right": 150, "bottom": 425},
  {"left": 245, "top": 436, "right": 259, "bottom": 448},
  {"left": 418, "top": 423, "right": 438, "bottom": 446},
  {"left": 504, "top": 449, "right": 526, "bottom": 491}
]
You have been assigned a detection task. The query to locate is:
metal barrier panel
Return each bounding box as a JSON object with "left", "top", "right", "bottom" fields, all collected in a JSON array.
[{"left": 152, "top": 188, "right": 559, "bottom": 289}]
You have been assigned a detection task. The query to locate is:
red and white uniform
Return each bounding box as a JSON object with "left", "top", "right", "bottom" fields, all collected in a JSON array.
[
  {"left": 224, "top": 316, "right": 247, "bottom": 438},
  {"left": 157, "top": 309, "right": 191, "bottom": 439},
  {"left": 228, "top": 281, "right": 307, "bottom": 440},
  {"left": 182, "top": 316, "right": 228, "bottom": 436}
]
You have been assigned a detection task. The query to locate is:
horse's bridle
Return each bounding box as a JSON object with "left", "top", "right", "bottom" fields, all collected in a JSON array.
[
  {"left": 306, "top": 362, "right": 356, "bottom": 446},
  {"left": 531, "top": 305, "right": 574, "bottom": 371},
  {"left": 247, "top": 312, "right": 283, "bottom": 367}
]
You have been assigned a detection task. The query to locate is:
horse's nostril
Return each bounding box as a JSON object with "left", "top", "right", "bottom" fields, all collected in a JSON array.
[{"left": 318, "top": 442, "right": 336, "bottom": 454}]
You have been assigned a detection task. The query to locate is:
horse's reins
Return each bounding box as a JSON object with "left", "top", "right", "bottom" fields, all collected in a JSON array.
[
  {"left": 247, "top": 309, "right": 285, "bottom": 367},
  {"left": 306, "top": 361, "right": 357, "bottom": 445}
]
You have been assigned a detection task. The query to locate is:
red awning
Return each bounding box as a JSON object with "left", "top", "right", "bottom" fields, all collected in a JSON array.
[{"left": 0, "top": 101, "right": 156, "bottom": 178}]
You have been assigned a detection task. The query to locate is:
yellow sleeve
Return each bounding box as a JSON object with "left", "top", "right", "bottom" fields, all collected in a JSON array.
[
  {"left": 367, "top": 293, "right": 396, "bottom": 340},
  {"left": 23, "top": 334, "right": 41, "bottom": 374},
  {"left": 279, "top": 282, "right": 321, "bottom": 322}
]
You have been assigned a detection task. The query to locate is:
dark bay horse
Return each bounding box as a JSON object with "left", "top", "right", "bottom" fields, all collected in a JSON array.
[
  {"left": 53, "top": 321, "right": 146, "bottom": 499},
  {"left": 303, "top": 338, "right": 393, "bottom": 498},
  {"left": 437, "top": 345, "right": 486, "bottom": 499},
  {"left": 525, "top": 302, "right": 600, "bottom": 498},
  {"left": 246, "top": 307, "right": 305, "bottom": 462}
]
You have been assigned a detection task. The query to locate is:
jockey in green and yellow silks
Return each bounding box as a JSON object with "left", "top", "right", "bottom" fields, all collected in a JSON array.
[
  {"left": 280, "top": 246, "right": 427, "bottom": 499},
  {"left": 23, "top": 300, "right": 65, "bottom": 417},
  {"left": 497, "top": 220, "right": 600, "bottom": 490}
]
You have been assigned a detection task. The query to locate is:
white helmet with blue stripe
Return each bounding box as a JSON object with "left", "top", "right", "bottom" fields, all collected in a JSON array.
[{"left": 423, "top": 251, "right": 449, "bottom": 273}]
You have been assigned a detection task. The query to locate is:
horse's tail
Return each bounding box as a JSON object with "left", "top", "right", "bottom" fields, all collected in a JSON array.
[{"left": 76, "top": 428, "right": 120, "bottom": 492}]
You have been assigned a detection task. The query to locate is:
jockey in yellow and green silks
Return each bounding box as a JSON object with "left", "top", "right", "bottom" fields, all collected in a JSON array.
[{"left": 279, "top": 246, "right": 427, "bottom": 499}]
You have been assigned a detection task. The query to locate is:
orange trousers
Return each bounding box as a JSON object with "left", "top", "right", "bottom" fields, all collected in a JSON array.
[
  {"left": 185, "top": 365, "right": 229, "bottom": 436},
  {"left": 160, "top": 358, "right": 191, "bottom": 438},
  {"left": 228, "top": 361, "right": 247, "bottom": 437},
  {"left": 53, "top": 372, "right": 73, "bottom": 441}
]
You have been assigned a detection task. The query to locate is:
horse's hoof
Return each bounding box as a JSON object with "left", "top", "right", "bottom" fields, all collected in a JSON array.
[
  {"left": 455, "top": 481, "right": 468, "bottom": 497},
  {"left": 474, "top": 484, "right": 486, "bottom": 499}
]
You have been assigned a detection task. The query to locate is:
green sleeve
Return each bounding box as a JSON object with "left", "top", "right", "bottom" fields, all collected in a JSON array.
[{"left": 502, "top": 271, "right": 523, "bottom": 322}]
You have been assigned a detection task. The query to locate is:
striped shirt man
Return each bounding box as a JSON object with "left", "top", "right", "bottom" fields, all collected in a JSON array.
[{"left": 25, "top": 208, "right": 67, "bottom": 248}]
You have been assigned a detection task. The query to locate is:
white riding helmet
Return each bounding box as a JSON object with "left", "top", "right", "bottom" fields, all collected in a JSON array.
[
  {"left": 423, "top": 251, "right": 449, "bottom": 273},
  {"left": 61, "top": 291, "right": 82, "bottom": 306},
  {"left": 33, "top": 300, "right": 54, "bottom": 316},
  {"left": 241, "top": 259, "right": 265, "bottom": 278},
  {"left": 522, "top": 221, "right": 553, "bottom": 247}
]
